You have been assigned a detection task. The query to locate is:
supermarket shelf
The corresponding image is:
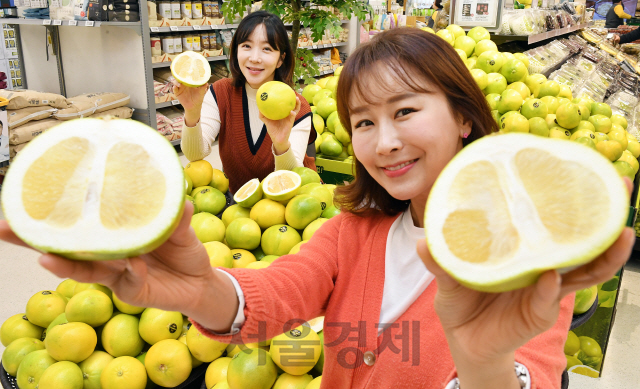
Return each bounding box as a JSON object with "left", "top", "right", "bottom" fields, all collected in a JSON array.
[
  {"left": 156, "top": 100, "right": 181, "bottom": 109},
  {"left": 150, "top": 24, "right": 237, "bottom": 33},
  {"left": 299, "top": 42, "right": 347, "bottom": 50},
  {"left": 284, "top": 19, "right": 350, "bottom": 26},
  {"left": 0, "top": 18, "right": 142, "bottom": 28},
  {"left": 152, "top": 55, "right": 227, "bottom": 68},
  {"left": 299, "top": 69, "right": 334, "bottom": 81},
  {"left": 492, "top": 22, "right": 593, "bottom": 45},
  {"left": 171, "top": 139, "right": 181, "bottom": 146}
]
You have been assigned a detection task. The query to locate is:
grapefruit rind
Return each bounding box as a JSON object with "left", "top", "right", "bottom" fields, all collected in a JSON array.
[
  {"left": 170, "top": 51, "right": 211, "bottom": 88},
  {"left": 1, "top": 118, "right": 185, "bottom": 261},
  {"left": 425, "top": 133, "right": 629, "bottom": 293},
  {"left": 262, "top": 171, "right": 302, "bottom": 202}
]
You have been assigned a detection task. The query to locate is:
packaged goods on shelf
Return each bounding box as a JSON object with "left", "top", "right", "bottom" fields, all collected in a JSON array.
[
  {"left": 108, "top": 10, "right": 140, "bottom": 22},
  {"left": 211, "top": 62, "right": 230, "bottom": 82},
  {"left": 0, "top": 90, "right": 68, "bottom": 110},
  {"left": 8, "top": 106, "right": 56, "bottom": 129},
  {"left": 22, "top": 7, "right": 51, "bottom": 19},
  {"left": 156, "top": 107, "right": 183, "bottom": 141},
  {"left": 148, "top": 0, "right": 158, "bottom": 20},
  {"left": 109, "top": 1, "right": 140, "bottom": 11},
  {"left": 88, "top": 0, "right": 109, "bottom": 21},
  {"left": 89, "top": 106, "right": 134, "bottom": 119},
  {"left": 54, "top": 92, "right": 131, "bottom": 120},
  {"left": 49, "top": 0, "right": 75, "bottom": 20},
  {"left": 154, "top": 80, "right": 173, "bottom": 103},
  {"left": 498, "top": 9, "right": 577, "bottom": 36},
  {"left": 8, "top": 118, "right": 59, "bottom": 147},
  {"left": 9, "top": 142, "right": 27, "bottom": 159}
]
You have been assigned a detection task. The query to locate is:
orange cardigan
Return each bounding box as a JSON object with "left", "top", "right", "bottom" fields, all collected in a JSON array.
[{"left": 193, "top": 212, "right": 573, "bottom": 389}]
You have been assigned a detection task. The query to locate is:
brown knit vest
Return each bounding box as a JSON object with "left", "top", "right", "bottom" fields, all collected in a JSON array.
[{"left": 211, "top": 79, "right": 317, "bottom": 194}]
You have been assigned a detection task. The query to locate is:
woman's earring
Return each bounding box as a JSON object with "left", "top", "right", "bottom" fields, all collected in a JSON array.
[{"left": 462, "top": 133, "right": 469, "bottom": 139}]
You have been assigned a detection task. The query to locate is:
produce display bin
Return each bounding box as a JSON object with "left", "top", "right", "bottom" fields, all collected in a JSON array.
[
  {"left": 0, "top": 361, "right": 209, "bottom": 389},
  {"left": 315, "top": 155, "right": 355, "bottom": 185}
]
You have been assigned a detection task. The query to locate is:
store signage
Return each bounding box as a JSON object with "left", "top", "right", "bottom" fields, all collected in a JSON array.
[
  {"left": 43, "top": 20, "right": 52, "bottom": 25},
  {"left": 150, "top": 27, "right": 160, "bottom": 32},
  {"left": 170, "top": 26, "right": 179, "bottom": 31},
  {"left": 193, "top": 25, "right": 201, "bottom": 30},
  {"left": 86, "top": 21, "right": 95, "bottom": 27},
  {"left": 451, "top": 0, "right": 505, "bottom": 31},
  {"left": 53, "top": 20, "right": 62, "bottom": 26},
  {"left": 69, "top": 20, "right": 77, "bottom": 26},
  {"left": 172, "top": 100, "right": 180, "bottom": 105}
]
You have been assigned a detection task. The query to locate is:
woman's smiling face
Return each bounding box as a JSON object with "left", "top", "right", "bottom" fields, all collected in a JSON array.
[
  {"left": 236, "top": 23, "right": 284, "bottom": 89},
  {"left": 348, "top": 65, "right": 469, "bottom": 205}
]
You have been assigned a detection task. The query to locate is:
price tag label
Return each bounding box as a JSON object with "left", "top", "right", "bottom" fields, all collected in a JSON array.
[
  {"left": 53, "top": 20, "right": 62, "bottom": 26},
  {"left": 68, "top": 20, "right": 77, "bottom": 26},
  {"left": 193, "top": 25, "right": 201, "bottom": 30},
  {"left": 312, "top": 45, "right": 317, "bottom": 49},
  {"left": 43, "top": 19, "right": 52, "bottom": 25},
  {"left": 150, "top": 26, "right": 160, "bottom": 32},
  {"left": 172, "top": 100, "right": 180, "bottom": 105},
  {"left": 86, "top": 21, "right": 94, "bottom": 27},
  {"left": 170, "top": 26, "right": 179, "bottom": 31}
]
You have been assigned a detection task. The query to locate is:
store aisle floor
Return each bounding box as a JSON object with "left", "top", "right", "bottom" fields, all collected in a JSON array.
[{"left": 1, "top": 143, "right": 639, "bottom": 387}]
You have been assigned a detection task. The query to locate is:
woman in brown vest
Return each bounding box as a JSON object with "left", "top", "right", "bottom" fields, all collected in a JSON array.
[{"left": 175, "top": 11, "right": 316, "bottom": 194}]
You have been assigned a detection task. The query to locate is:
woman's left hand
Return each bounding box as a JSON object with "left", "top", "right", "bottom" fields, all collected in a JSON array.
[
  {"left": 260, "top": 97, "right": 301, "bottom": 155},
  {"left": 418, "top": 177, "right": 635, "bottom": 384}
]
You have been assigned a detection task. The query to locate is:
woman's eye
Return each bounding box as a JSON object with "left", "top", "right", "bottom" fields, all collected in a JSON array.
[
  {"left": 355, "top": 120, "right": 373, "bottom": 129},
  {"left": 242, "top": 43, "right": 250, "bottom": 48},
  {"left": 264, "top": 47, "right": 272, "bottom": 52},
  {"left": 396, "top": 108, "right": 415, "bottom": 118}
]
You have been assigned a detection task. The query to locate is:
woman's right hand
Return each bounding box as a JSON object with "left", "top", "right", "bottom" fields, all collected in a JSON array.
[
  {"left": 0, "top": 202, "right": 236, "bottom": 330},
  {"left": 172, "top": 80, "right": 209, "bottom": 126}
]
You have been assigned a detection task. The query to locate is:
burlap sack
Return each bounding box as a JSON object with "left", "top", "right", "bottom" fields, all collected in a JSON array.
[
  {"left": 9, "top": 142, "right": 28, "bottom": 159},
  {"left": 89, "top": 106, "right": 134, "bottom": 120},
  {"left": 8, "top": 106, "right": 57, "bottom": 129},
  {"left": 9, "top": 119, "right": 60, "bottom": 145},
  {"left": 54, "top": 93, "right": 130, "bottom": 121},
  {"left": 0, "top": 90, "right": 69, "bottom": 110}
]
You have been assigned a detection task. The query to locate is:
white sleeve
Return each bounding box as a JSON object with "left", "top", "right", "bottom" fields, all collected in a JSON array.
[
  {"left": 180, "top": 89, "right": 222, "bottom": 162},
  {"left": 273, "top": 115, "right": 312, "bottom": 171},
  {"left": 444, "top": 362, "right": 531, "bottom": 389},
  {"left": 208, "top": 268, "right": 246, "bottom": 335}
]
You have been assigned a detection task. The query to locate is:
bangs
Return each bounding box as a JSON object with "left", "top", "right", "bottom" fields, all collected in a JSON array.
[
  {"left": 346, "top": 58, "right": 436, "bottom": 111},
  {"left": 235, "top": 20, "right": 283, "bottom": 53}
]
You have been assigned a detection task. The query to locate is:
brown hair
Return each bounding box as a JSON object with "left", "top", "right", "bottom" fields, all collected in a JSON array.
[
  {"left": 229, "top": 11, "right": 294, "bottom": 88},
  {"left": 335, "top": 28, "right": 498, "bottom": 217}
]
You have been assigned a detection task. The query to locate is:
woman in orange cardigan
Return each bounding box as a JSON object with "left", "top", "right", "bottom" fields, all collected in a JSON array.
[{"left": 1, "top": 29, "right": 634, "bottom": 388}]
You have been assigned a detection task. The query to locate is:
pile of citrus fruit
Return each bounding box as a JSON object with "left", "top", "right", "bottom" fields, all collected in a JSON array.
[
  {"left": 183, "top": 160, "right": 341, "bottom": 270},
  {"left": 1, "top": 279, "right": 326, "bottom": 389},
  {"left": 489, "top": 77, "right": 640, "bottom": 180},
  {"left": 564, "top": 331, "right": 603, "bottom": 377},
  {"left": 418, "top": 24, "right": 640, "bottom": 180},
  {"left": 301, "top": 67, "right": 352, "bottom": 159}
]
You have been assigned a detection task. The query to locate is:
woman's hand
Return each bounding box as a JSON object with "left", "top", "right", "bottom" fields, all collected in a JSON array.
[
  {"left": 260, "top": 97, "right": 302, "bottom": 155},
  {"left": 0, "top": 202, "right": 238, "bottom": 331},
  {"left": 418, "top": 177, "right": 635, "bottom": 387},
  {"left": 613, "top": 34, "right": 621, "bottom": 44},
  {"left": 172, "top": 80, "right": 209, "bottom": 127}
]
